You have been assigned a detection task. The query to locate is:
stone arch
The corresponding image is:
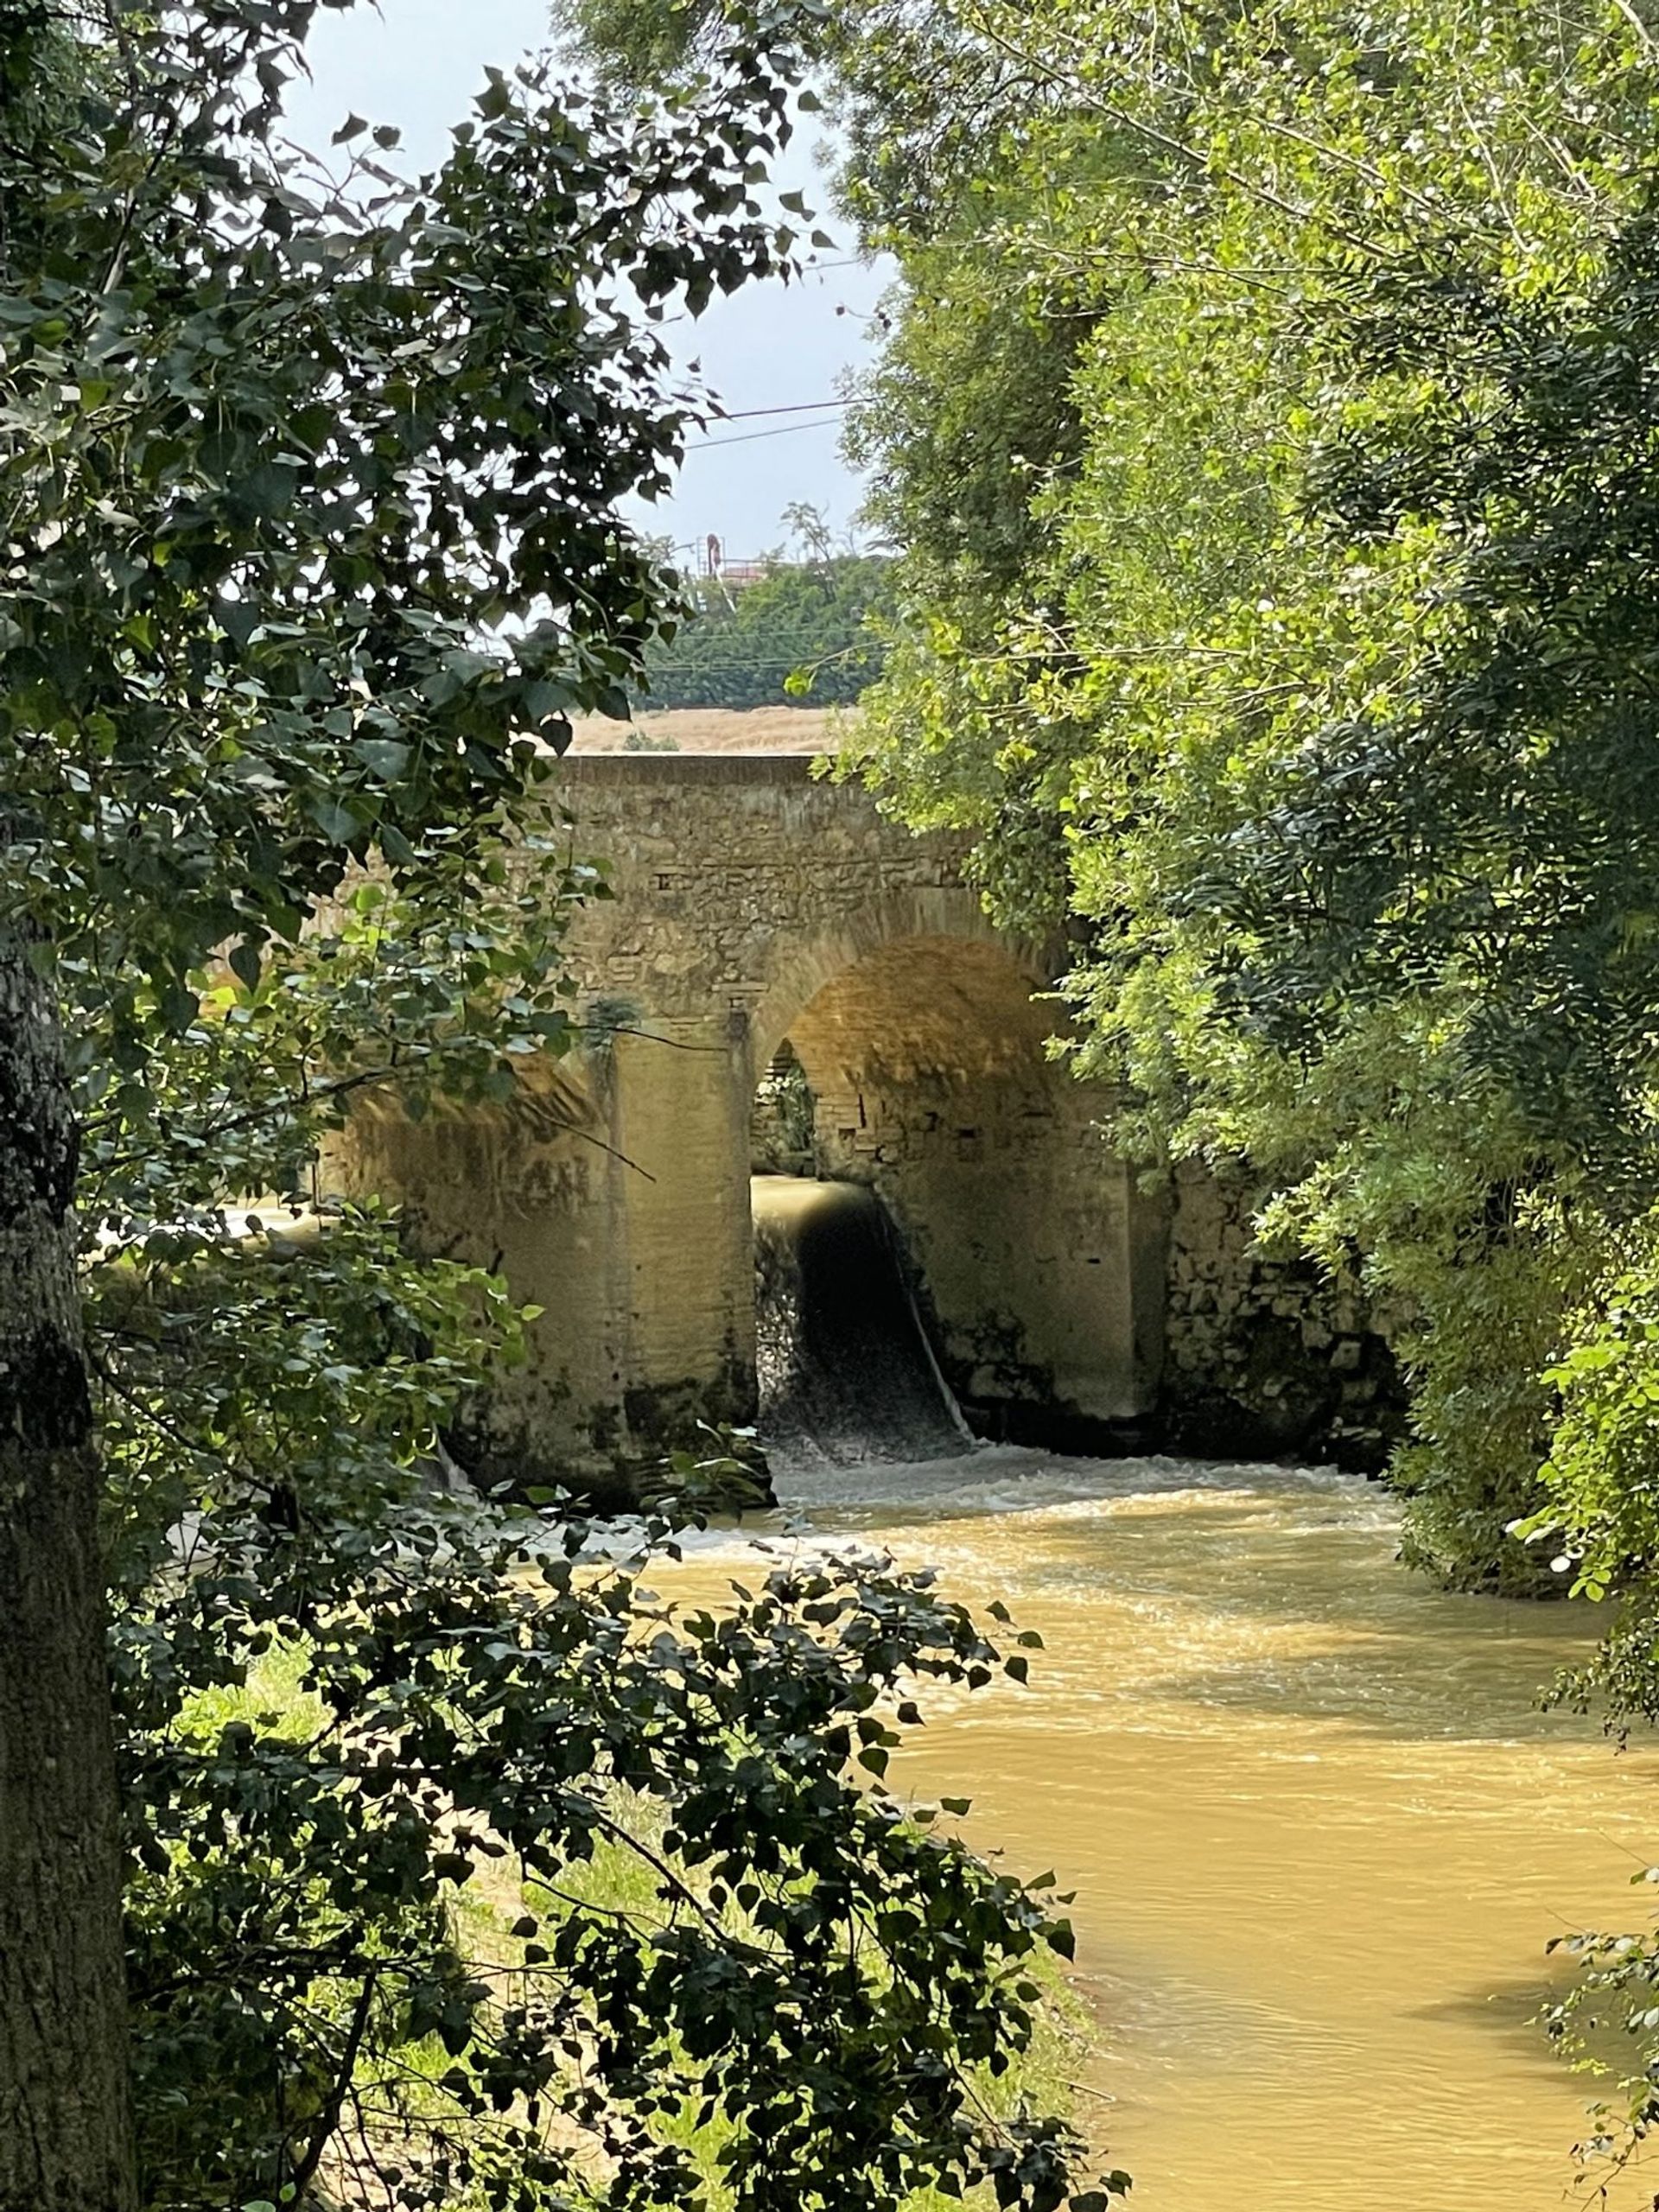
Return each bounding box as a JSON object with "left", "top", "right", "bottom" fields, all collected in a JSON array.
[
  {"left": 745, "top": 884, "right": 1038, "bottom": 1079},
  {"left": 750, "top": 926, "right": 1163, "bottom": 1446},
  {"left": 331, "top": 756, "right": 1171, "bottom": 1494}
]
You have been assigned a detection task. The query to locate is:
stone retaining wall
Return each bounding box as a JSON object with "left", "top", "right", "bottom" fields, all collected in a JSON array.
[{"left": 1161, "top": 1162, "right": 1405, "bottom": 1471}]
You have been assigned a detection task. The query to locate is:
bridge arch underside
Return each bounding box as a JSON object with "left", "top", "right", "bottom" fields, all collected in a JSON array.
[{"left": 760, "top": 934, "right": 1165, "bottom": 1451}]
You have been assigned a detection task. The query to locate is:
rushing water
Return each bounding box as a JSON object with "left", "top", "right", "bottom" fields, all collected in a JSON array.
[
  {"left": 761, "top": 1452, "right": 1659, "bottom": 2211},
  {"left": 728, "top": 1177, "right": 1659, "bottom": 2208},
  {"left": 752, "top": 1175, "right": 971, "bottom": 1465}
]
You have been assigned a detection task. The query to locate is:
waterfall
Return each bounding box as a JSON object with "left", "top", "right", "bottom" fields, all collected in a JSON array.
[{"left": 753, "top": 1174, "right": 973, "bottom": 1469}]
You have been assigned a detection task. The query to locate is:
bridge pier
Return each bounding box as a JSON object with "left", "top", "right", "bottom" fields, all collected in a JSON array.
[
  {"left": 331, "top": 1010, "right": 761, "bottom": 1501},
  {"left": 601, "top": 1013, "right": 758, "bottom": 1460}
]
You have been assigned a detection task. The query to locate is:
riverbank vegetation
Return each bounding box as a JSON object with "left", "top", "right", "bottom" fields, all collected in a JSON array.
[
  {"left": 0, "top": 5, "right": 1115, "bottom": 2205},
  {"left": 841, "top": 0, "right": 1659, "bottom": 1624}
]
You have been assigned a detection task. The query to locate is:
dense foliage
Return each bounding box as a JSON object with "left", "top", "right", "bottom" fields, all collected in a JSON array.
[
  {"left": 825, "top": 0, "right": 1659, "bottom": 1593},
  {"left": 639, "top": 548, "right": 892, "bottom": 709},
  {"left": 3, "top": 3, "right": 1117, "bottom": 2204}
]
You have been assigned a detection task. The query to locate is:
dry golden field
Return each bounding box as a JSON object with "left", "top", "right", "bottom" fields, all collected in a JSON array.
[{"left": 566, "top": 705, "right": 844, "bottom": 755}]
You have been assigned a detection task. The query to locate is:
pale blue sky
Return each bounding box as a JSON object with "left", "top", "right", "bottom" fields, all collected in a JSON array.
[{"left": 281, "top": 0, "right": 891, "bottom": 558}]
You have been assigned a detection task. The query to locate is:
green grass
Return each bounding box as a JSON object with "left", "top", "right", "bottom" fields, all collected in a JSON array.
[{"left": 517, "top": 1791, "right": 1094, "bottom": 2212}]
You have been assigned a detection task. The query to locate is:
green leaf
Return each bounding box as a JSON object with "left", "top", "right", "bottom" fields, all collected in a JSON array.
[
  {"left": 308, "top": 794, "right": 364, "bottom": 843},
  {"left": 352, "top": 737, "right": 411, "bottom": 782}
]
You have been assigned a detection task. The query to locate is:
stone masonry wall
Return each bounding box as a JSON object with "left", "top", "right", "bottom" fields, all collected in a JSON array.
[{"left": 1160, "top": 1160, "right": 1405, "bottom": 1471}]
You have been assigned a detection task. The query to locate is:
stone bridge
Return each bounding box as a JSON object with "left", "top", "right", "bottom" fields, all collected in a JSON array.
[{"left": 340, "top": 753, "right": 1174, "bottom": 1491}]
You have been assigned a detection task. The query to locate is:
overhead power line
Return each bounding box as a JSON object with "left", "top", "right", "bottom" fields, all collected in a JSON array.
[
  {"left": 687, "top": 417, "right": 848, "bottom": 452},
  {"left": 722, "top": 399, "right": 850, "bottom": 420}
]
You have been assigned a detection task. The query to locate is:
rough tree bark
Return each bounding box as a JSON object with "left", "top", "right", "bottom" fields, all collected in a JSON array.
[{"left": 0, "top": 941, "right": 136, "bottom": 2210}]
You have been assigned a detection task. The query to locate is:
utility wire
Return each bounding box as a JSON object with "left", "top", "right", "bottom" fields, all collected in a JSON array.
[
  {"left": 721, "top": 398, "right": 850, "bottom": 419},
  {"left": 687, "top": 417, "right": 848, "bottom": 451}
]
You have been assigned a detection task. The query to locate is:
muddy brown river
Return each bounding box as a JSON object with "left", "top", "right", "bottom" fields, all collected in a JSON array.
[{"left": 688, "top": 1446, "right": 1659, "bottom": 2210}]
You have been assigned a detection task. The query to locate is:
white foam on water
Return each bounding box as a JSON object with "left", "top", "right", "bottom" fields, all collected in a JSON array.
[
  {"left": 540, "top": 1446, "right": 1397, "bottom": 1579},
  {"left": 773, "top": 1441, "right": 1394, "bottom": 1523}
]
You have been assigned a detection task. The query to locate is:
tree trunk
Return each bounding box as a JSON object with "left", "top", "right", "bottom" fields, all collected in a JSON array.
[{"left": 0, "top": 942, "right": 136, "bottom": 2211}]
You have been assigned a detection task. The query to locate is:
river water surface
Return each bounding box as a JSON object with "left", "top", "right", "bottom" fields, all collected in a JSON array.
[
  {"left": 693, "top": 1447, "right": 1659, "bottom": 2210},
  {"left": 728, "top": 1176, "right": 1659, "bottom": 2204}
]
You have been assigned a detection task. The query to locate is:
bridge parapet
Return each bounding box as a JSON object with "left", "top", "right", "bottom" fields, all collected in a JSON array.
[{"left": 548, "top": 753, "right": 995, "bottom": 1054}]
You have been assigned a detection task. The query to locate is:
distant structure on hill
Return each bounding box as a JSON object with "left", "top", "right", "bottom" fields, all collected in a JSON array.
[{"left": 702, "top": 532, "right": 770, "bottom": 590}]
